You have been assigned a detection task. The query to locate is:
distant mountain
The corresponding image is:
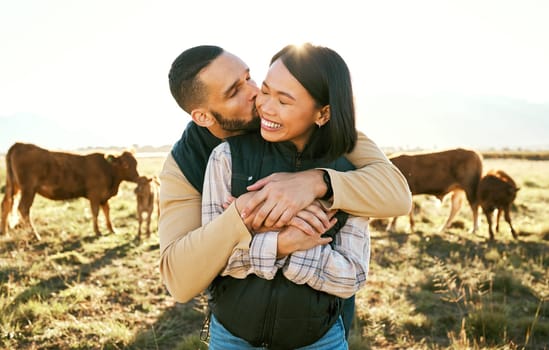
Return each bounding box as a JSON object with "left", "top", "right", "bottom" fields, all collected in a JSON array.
[
  {"left": 2, "top": 95, "right": 548, "bottom": 154},
  {"left": 0, "top": 110, "right": 187, "bottom": 155},
  {"left": 0, "top": 113, "right": 175, "bottom": 154},
  {"left": 360, "top": 94, "right": 549, "bottom": 151},
  {"left": 0, "top": 113, "right": 93, "bottom": 153}
]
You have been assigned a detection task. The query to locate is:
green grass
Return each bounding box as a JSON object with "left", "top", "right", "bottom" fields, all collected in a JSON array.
[{"left": 1, "top": 155, "right": 548, "bottom": 349}]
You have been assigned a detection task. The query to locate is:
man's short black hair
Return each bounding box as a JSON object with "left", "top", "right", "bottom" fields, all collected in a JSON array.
[{"left": 169, "top": 45, "right": 224, "bottom": 113}]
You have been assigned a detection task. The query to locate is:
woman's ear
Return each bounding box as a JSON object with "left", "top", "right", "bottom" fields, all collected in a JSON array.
[
  {"left": 316, "top": 105, "right": 331, "bottom": 127},
  {"left": 190, "top": 109, "right": 215, "bottom": 127}
]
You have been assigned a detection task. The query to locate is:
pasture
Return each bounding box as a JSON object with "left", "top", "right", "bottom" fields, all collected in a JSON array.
[{"left": 0, "top": 155, "right": 548, "bottom": 349}]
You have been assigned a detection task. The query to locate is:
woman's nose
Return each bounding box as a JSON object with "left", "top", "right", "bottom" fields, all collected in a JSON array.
[{"left": 257, "top": 96, "right": 275, "bottom": 115}]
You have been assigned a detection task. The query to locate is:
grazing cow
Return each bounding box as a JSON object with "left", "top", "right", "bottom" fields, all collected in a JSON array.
[
  {"left": 478, "top": 169, "right": 519, "bottom": 240},
  {"left": 387, "top": 148, "right": 483, "bottom": 233},
  {"left": 134, "top": 175, "right": 160, "bottom": 239},
  {"left": 0, "top": 143, "right": 140, "bottom": 240}
]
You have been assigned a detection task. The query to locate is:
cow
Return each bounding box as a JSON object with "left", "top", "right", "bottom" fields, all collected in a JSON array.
[
  {"left": 477, "top": 169, "right": 519, "bottom": 240},
  {"left": 387, "top": 148, "right": 483, "bottom": 233},
  {"left": 0, "top": 143, "right": 140, "bottom": 240},
  {"left": 134, "top": 175, "right": 160, "bottom": 239}
]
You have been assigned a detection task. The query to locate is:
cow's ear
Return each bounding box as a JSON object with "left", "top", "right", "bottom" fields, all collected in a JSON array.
[
  {"left": 106, "top": 154, "right": 115, "bottom": 163},
  {"left": 118, "top": 157, "right": 131, "bottom": 169}
]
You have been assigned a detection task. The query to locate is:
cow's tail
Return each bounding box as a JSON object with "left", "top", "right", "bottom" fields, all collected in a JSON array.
[{"left": 1, "top": 145, "right": 17, "bottom": 233}]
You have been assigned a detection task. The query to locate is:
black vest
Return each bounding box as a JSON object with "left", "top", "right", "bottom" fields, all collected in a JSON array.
[
  {"left": 209, "top": 133, "right": 355, "bottom": 349},
  {"left": 171, "top": 122, "right": 222, "bottom": 192}
]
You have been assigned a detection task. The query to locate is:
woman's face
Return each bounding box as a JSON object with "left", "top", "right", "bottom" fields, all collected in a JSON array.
[{"left": 255, "top": 59, "right": 323, "bottom": 152}]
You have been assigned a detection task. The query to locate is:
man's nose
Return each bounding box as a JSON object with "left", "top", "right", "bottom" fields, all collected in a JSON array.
[{"left": 247, "top": 79, "right": 259, "bottom": 96}]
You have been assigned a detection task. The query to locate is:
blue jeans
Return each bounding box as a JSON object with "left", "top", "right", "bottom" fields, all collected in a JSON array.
[{"left": 208, "top": 313, "right": 348, "bottom": 350}]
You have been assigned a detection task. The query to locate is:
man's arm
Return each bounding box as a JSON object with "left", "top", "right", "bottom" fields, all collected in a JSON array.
[
  {"left": 159, "top": 153, "right": 332, "bottom": 303},
  {"left": 158, "top": 154, "right": 251, "bottom": 303},
  {"left": 326, "top": 131, "right": 412, "bottom": 217},
  {"left": 158, "top": 131, "right": 410, "bottom": 302},
  {"left": 242, "top": 131, "right": 412, "bottom": 227}
]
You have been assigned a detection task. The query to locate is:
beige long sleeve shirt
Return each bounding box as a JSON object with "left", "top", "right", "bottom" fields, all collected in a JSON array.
[{"left": 159, "top": 131, "right": 411, "bottom": 303}]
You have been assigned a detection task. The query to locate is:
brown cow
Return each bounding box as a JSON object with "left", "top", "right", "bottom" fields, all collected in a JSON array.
[
  {"left": 134, "top": 175, "right": 160, "bottom": 239},
  {"left": 478, "top": 169, "right": 519, "bottom": 240},
  {"left": 387, "top": 148, "right": 483, "bottom": 233},
  {"left": 0, "top": 143, "right": 140, "bottom": 240}
]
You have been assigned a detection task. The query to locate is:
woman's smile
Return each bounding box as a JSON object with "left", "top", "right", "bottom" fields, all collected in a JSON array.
[{"left": 261, "top": 118, "right": 282, "bottom": 130}]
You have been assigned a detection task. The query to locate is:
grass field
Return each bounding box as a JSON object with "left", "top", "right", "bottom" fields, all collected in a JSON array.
[{"left": 0, "top": 155, "right": 548, "bottom": 349}]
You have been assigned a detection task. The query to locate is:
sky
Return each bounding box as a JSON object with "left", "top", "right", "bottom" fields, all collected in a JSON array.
[{"left": 1, "top": 0, "right": 549, "bottom": 153}]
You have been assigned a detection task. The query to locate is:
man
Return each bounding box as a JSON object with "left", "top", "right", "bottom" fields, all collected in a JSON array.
[{"left": 158, "top": 45, "right": 412, "bottom": 336}]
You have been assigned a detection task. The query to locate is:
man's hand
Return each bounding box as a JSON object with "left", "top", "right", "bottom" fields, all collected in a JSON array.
[
  {"left": 276, "top": 225, "right": 333, "bottom": 259},
  {"left": 239, "top": 170, "right": 327, "bottom": 230},
  {"left": 235, "top": 192, "right": 336, "bottom": 235}
]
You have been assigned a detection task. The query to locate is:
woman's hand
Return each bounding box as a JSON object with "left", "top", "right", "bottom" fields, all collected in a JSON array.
[
  {"left": 238, "top": 170, "right": 327, "bottom": 230},
  {"left": 235, "top": 192, "right": 336, "bottom": 236}
]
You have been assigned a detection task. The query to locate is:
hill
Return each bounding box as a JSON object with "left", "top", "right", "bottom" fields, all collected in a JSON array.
[
  {"left": 363, "top": 94, "right": 549, "bottom": 151},
  {"left": 2, "top": 94, "right": 548, "bottom": 154}
]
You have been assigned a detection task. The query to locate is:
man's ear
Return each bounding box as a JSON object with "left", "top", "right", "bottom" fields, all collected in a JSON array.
[
  {"left": 190, "top": 109, "right": 215, "bottom": 127},
  {"left": 316, "top": 105, "right": 331, "bottom": 127}
]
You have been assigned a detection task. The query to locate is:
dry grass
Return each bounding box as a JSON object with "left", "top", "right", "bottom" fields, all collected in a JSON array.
[
  {"left": 0, "top": 155, "right": 548, "bottom": 349},
  {"left": 480, "top": 151, "right": 549, "bottom": 161}
]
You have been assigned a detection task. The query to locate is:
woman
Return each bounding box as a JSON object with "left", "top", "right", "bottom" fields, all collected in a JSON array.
[{"left": 202, "top": 43, "right": 370, "bottom": 349}]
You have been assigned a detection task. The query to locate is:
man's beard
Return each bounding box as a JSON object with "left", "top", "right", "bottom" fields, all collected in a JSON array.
[{"left": 211, "top": 107, "right": 260, "bottom": 133}]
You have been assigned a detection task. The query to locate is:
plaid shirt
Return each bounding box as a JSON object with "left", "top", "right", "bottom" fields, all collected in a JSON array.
[{"left": 202, "top": 142, "right": 371, "bottom": 298}]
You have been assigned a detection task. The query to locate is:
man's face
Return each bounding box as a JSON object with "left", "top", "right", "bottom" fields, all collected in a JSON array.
[{"left": 199, "top": 52, "right": 260, "bottom": 138}]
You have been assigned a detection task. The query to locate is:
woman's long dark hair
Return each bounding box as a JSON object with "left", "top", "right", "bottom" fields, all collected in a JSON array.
[{"left": 270, "top": 43, "right": 357, "bottom": 160}]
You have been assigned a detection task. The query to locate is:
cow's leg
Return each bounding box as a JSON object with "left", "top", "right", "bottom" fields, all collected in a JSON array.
[
  {"left": 18, "top": 189, "right": 40, "bottom": 240},
  {"left": 146, "top": 209, "right": 152, "bottom": 237},
  {"left": 464, "top": 187, "right": 480, "bottom": 233},
  {"left": 439, "top": 191, "right": 463, "bottom": 233},
  {"left": 386, "top": 216, "right": 398, "bottom": 232},
  {"left": 470, "top": 202, "right": 479, "bottom": 233},
  {"left": 101, "top": 202, "right": 115, "bottom": 234},
  {"left": 156, "top": 205, "right": 160, "bottom": 232},
  {"left": 1, "top": 163, "right": 15, "bottom": 235},
  {"left": 408, "top": 207, "right": 415, "bottom": 233},
  {"left": 387, "top": 201, "right": 415, "bottom": 233},
  {"left": 137, "top": 211, "right": 143, "bottom": 237},
  {"left": 484, "top": 209, "right": 495, "bottom": 240},
  {"left": 503, "top": 206, "right": 518, "bottom": 239},
  {"left": 90, "top": 201, "right": 102, "bottom": 236},
  {"left": 0, "top": 190, "right": 13, "bottom": 235},
  {"left": 495, "top": 208, "right": 503, "bottom": 233},
  {"left": 9, "top": 192, "right": 21, "bottom": 229}
]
